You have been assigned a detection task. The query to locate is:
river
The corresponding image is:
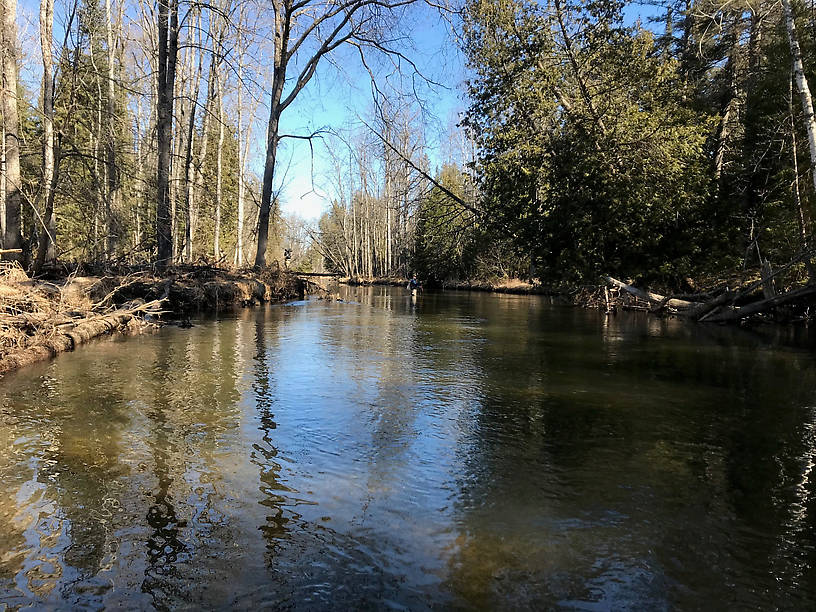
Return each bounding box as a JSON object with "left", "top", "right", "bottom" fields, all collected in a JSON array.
[{"left": 2, "top": 285, "right": 816, "bottom": 609}]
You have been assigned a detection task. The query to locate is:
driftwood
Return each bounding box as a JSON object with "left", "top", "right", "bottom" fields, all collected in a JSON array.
[
  {"left": 604, "top": 277, "right": 701, "bottom": 310},
  {"left": 606, "top": 254, "right": 816, "bottom": 325},
  {"left": 0, "top": 299, "right": 164, "bottom": 375},
  {"left": 702, "top": 283, "right": 816, "bottom": 323}
]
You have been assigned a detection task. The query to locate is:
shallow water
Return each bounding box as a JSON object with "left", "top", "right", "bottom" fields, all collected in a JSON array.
[{"left": 2, "top": 285, "right": 816, "bottom": 609}]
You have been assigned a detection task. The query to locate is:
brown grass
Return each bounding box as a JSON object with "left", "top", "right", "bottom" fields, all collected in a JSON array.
[{"left": 0, "top": 262, "right": 304, "bottom": 376}]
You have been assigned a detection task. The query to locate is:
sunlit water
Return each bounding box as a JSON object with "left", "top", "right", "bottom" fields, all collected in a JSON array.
[{"left": 3, "top": 285, "right": 816, "bottom": 609}]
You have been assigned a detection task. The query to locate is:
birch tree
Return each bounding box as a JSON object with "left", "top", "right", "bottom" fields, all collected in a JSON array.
[
  {"left": 782, "top": 0, "right": 816, "bottom": 196},
  {"left": 1, "top": 0, "right": 22, "bottom": 261}
]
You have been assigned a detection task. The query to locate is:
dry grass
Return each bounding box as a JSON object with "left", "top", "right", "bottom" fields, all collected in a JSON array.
[
  {"left": 0, "top": 261, "right": 73, "bottom": 357},
  {"left": 0, "top": 262, "right": 305, "bottom": 374}
]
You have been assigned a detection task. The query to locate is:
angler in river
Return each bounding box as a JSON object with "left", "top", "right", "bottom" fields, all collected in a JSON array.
[{"left": 407, "top": 274, "right": 421, "bottom": 297}]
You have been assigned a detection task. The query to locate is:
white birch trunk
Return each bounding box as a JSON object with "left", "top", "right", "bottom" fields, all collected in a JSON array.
[
  {"left": 35, "top": 0, "right": 56, "bottom": 270},
  {"left": 783, "top": 0, "right": 816, "bottom": 195}
]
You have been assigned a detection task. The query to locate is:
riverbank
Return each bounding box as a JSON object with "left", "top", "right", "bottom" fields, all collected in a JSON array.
[
  {"left": 340, "top": 269, "right": 816, "bottom": 325},
  {"left": 0, "top": 262, "right": 304, "bottom": 376},
  {"left": 342, "top": 275, "right": 556, "bottom": 295}
]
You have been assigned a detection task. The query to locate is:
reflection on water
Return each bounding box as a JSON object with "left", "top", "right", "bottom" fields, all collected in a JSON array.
[{"left": 2, "top": 286, "right": 816, "bottom": 608}]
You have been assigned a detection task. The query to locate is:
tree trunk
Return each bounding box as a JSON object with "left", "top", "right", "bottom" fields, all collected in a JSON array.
[
  {"left": 256, "top": 106, "right": 282, "bottom": 268},
  {"left": 236, "top": 35, "right": 245, "bottom": 266},
  {"left": 183, "top": 13, "right": 204, "bottom": 263},
  {"left": 255, "top": 3, "right": 290, "bottom": 269},
  {"left": 1, "top": 0, "right": 23, "bottom": 262},
  {"left": 214, "top": 67, "right": 224, "bottom": 258},
  {"left": 783, "top": 0, "right": 816, "bottom": 196},
  {"left": 156, "top": 0, "right": 179, "bottom": 268},
  {"left": 680, "top": 0, "right": 695, "bottom": 76},
  {"left": 34, "top": 0, "right": 57, "bottom": 274},
  {"left": 104, "top": 0, "right": 119, "bottom": 256},
  {"left": 713, "top": 17, "right": 743, "bottom": 196}
]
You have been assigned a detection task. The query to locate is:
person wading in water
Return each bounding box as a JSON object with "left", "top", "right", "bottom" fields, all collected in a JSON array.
[{"left": 407, "top": 275, "right": 421, "bottom": 296}]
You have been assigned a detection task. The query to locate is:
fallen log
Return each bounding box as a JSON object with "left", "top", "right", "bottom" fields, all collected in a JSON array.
[
  {"left": 604, "top": 277, "right": 701, "bottom": 310},
  {"left": 703, "top": 283, "right": 816, "bottom": 323},
  {"left": 0, "top": 299, "right": 165, "bottom": 376}
]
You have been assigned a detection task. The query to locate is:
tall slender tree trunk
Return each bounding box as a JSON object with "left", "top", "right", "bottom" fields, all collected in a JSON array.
[
  {"left": 791, "top": 75, "right": 810, "bottom": 247},
  {"left": 783, "top": 0, "right": 816, "bottom": 196},
  {"left": 35, "top": 0, "right": 57, "bottom": 273},
  {"left": 255, "top": 3, "right": 291, "bottom": 269},
  {"left": 183, "top": 13, "right": 204, "bottom": 263},
  {"left": 1, "top": 0, "right": 22, "bottom": 262},
  {"left": 214, "top": 69, "right": 224, "bottom": 257},
  {"left": 156, "top": 0, "right": 179, "bottom": 268},
  {"left": 680, "top": 0, "right": 695, "bottom": 76},
  {"left": 789, "top": 72, "right": 816, "bottom": 279},
  {"left": 257, "top": 105, "right": 283, "bottom": 268},
  {"left": 194, "top": 36, "right": 218, "bottom": 259},
  {"left": 104, "top": 0, "right": 119, "bottom": 255},
  {"left": 88, "top": 25, "right": 107, "bottom": 259},
  {"left": 236, "top": 38, "right": 245, "bottom": 266},
  {"left": 713, "top": 17, "right": 743, "bottom": 197}
]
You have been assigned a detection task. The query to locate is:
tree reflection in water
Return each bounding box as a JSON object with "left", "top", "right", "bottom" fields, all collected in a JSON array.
[{"left": 141, "top": 334, "right": 186, "bottom": 607}]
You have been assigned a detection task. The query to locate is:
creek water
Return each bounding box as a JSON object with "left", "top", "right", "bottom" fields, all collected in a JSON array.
[{"left": 2, "top": 285, "right": 816, "bottom": 609}]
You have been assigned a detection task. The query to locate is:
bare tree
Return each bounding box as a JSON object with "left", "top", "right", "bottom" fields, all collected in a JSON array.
[
  {"left": 34, "top": 0, "right": 57, "bottom": 272},
  {"left": 253, "top": 0, "right": 416, "bottom": 268},
  {"left": 783, "top": 0, "right": 816, "bottom": 196},
  {"left": 156, "top": 0, "right": 180, "bottom": 267},
  {"left": 1, "top": 0, "right": 22, "bottom": 261}
]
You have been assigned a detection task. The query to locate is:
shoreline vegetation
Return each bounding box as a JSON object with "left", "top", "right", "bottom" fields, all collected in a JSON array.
[
  {"left": 344, "top": 257, "right": 816, "bottom": 326},
  {"left": 3, "top": 255, "right": 815, "bottom": 378},
  {"left": 0, "top": 262, "right": 304, "bottom": 376}
]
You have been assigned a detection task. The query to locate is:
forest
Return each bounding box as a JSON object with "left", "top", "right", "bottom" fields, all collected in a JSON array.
[{"left": 2, "top": 0, "right": 816, "bottom": 291}]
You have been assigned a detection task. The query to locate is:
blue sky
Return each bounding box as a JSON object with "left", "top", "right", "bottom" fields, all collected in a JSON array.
[
  {"left": 15, "top": 0, "right": 467, "bottom": 221},
  {"left": 269, "top": 7, "right": 467, "bottom": 220}
]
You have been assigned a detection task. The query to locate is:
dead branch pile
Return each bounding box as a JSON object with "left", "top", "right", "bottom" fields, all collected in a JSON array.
[
  {"left": 0, "top": 262, "right": 306, "bottom": 375},
  {"left": 601, "top": 249, "right": 816, "bottom": 325},
  {"left": 0, "top": 261, "right": 164, "bottom": 375}
]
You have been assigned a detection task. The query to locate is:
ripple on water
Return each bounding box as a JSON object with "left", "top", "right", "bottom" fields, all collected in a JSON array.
[{"left": 2, "top": 288, "right": 816, "bottom": 608}]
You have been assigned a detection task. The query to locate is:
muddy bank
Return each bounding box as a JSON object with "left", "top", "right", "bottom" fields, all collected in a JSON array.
[{"left": 0, "top": 263, "right": 305, "bottom": 376}]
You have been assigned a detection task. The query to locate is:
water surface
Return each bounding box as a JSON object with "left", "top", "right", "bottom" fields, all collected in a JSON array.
[{"left": 2, "top": 286, "right": 816, "bottom": 609}]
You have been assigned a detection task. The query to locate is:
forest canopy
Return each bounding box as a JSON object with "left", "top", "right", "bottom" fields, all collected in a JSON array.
[{"left": 2, "top": 0, "right": 816, "bottom": 289}]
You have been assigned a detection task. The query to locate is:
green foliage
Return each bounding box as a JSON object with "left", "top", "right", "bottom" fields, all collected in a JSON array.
[
  {"left": 462, "top": 0, "right": 719, "bottom": 285},
  {"left": 413, "top": 164, "right": 477, "bottom": 281},
  {"left": 455, "top": 0, "right": 816, "bottom": 287}
]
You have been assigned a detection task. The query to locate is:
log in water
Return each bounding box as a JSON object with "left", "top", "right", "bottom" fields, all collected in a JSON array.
[{"left": 2, "top": 285, "right": 816, "bottom": 608}]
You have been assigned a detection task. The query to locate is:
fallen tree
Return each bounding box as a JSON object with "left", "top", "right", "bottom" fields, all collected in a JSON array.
[
  {"left": 604, "top": 251, "right": 816, "bottom": 325},
  {"left": 602, "top": 247, "right": 816, "bottom": 324},
  {"left": 0, "top": 261, "right": 306, "bottom": 376}
]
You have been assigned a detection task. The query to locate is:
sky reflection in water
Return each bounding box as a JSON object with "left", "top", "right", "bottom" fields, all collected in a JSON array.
[{"left": 2, "top": 285, "right": 816, "bottom": 609}]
